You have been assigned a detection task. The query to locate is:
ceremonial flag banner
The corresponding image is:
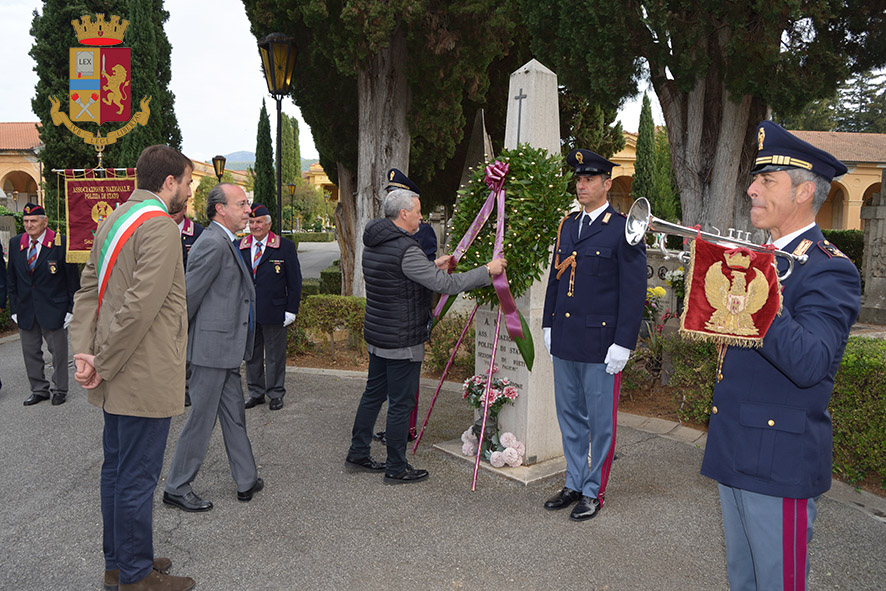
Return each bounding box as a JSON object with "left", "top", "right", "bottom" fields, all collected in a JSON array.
[
  {"left": 679, "top": 238, "right": 782, "bottom": 348},
  {"left": 64, "top": 172, "right": 136, "bottom": 263},
  {"left": 69, "top": 47, "right": 131, "bottom": 123}
]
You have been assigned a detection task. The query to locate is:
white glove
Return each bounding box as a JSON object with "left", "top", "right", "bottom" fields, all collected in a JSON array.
[
  {"left": 604, "top": 343, "right": 631, "bottom": 375},
  {"left": 11, "top": 314, "right": 17, "bottom": 325},
  {"left": 543, "top": 327, "right": 552, "bottom": 354},
  {"left": 64, "top": 312, "right": 73, "bottom": 329},
  {"left": 283, "top": 311, "right": 296, "bottom": 327}
]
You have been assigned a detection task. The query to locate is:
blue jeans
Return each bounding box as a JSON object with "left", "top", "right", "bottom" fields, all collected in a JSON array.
[{"left": 101, "top": 412, "right": 170, "bottom": 585}]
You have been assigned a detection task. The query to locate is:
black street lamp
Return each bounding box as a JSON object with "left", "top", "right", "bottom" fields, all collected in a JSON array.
[
  {"left": 287, "top": 182, "right": 297, "bottom": 233},
  {"left": 258, "top": 32, "right": 297, "bottom": 235},
  {"left": 212, "top": 155, "right": 226, "bottom": 184}
]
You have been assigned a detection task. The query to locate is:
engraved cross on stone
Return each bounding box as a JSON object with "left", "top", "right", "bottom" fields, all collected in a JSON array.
[{"left": 513, "top": 87, "right": 527, "bottom": 145}]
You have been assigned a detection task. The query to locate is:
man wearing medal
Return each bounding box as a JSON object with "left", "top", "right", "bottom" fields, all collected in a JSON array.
[
  {"left": 240, "top": 203, "right": 302, "bottom": 411},
  {"left": 541, "top": 149, "right": 647, "bottom": 521},
  {"left": 701, "top": 121, "right": 860, "bottom": 590},
  {"left": 8, "top": 203, "right": 80, "bottom": 406}
]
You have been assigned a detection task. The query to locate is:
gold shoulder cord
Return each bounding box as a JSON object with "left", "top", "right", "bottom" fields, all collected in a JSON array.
[{"left": 553, "top": 214, "right": 577, "bottom": 297}]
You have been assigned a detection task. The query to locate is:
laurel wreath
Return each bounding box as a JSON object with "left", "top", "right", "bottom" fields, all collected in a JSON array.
[{"left": 448, "top": 145, "right": 574, "bottom": 307}]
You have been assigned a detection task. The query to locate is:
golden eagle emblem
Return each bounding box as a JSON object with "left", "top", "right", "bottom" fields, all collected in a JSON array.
[{"left": 704, "top": 257, "right": 770, "bottom": 336}]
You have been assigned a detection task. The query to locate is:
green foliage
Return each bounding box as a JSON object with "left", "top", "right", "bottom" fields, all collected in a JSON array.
[
  {"left": 449, "top": 145, "right": 573, "bottom": 307},
  {"left": 425, "top": 311, "right": 476, "bottom": 379},
  {"left": 300, "top": 278, "right": 320, "bottom": 296},
  {"left": 295, "top": 294, "right": 365, "bottom": 360},
  {"left": 773, "top": 96, "right": 838, "bottom": 131},
  {"left": 254, "top": 100, "right": 275, "bottom": 214},
  {"left": 651, "top": 127, "right": 681, "bottom": 222},
  {"left": 280, "top": 114, "right": 296, "bottom": 187},
  {"left": 282, "top": 180, "right": 326, "bottom": 232},
  {"left": 559, "top": 89, "right": 625, "bottom": 158},
  {"left": 822, "top": 229, "right": 864, "bottom": 277},
  {"left": 831, "top": 337, "right": 886, "bottom": 487},
  {"left": 319, "top": 260, "right": 342, "bottom": 295},
  {"left": 662, "top": 336, "right": 717, "bottom": 425},
  {"left": 632, "top": 93, "right": 655, "bottom": 203},
  {"left": 0, "top": 209, "right": 25, "bottom": 234},
  {"left": 118, "top": 0, "right": 183, "bottom": 165},
  {"left": 835, "top": 71, "right": 886, "bottom": 133},
  {"left": 288, "top": 232, "right": 335, "bottom": 243},
  {"left": 192, "top": 171, "right": 235, "bottom": 226}
]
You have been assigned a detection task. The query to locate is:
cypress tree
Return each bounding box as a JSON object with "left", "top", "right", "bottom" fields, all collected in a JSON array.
[
  {"left": 280, "top": 115, "right": 296, "bottom": 185},
  {"left": 632, "top": 93, "right": 654, "bottom": 204},
  {"left": 254, "top": 99, "right": 275, "bottom": 215}
]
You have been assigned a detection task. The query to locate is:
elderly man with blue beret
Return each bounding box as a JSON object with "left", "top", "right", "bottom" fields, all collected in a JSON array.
[
  {"left": 701, "top": 121, "right": 860, "bottom": 590},
  {"left": 541, "top": 149, "right": 647, "bottom": 521}
]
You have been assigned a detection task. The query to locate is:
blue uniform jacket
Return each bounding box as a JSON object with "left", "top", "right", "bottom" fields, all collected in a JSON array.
[
  {"left": 542, "top": 206, "right": 647, "bottom": 363},
  {"left": 701, "top": 226, "right": 860, "bottom": 499},
  {"left": 238, "top": 232, "right": 302, "bottom": 326},
  {"left": 7, "top": 231, "right": 80, "bottom": 331},
  {"left": 180, "top": 217, "right": 204, "bottom": 270}
]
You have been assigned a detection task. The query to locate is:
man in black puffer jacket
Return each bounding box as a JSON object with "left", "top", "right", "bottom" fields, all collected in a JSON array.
[{"left": 346, "top": 189, "right": 506, "bottom": 484}]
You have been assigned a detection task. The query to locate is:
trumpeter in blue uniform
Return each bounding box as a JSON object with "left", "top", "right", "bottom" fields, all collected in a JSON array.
[
  {"left": 8, "top": 203, "right": 80, "bottom": 406},
  {"left": 701, "top": 121, "right": 860, "bottom": 590},
  {"left": 541, "top": 149, "right": 647, "bottom": 520},
  {"left": 240, "top": 204, "right": 302, "bottom": 411}
]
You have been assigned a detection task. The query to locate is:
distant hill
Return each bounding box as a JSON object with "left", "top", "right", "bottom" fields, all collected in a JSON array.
[{"left": 220, "top": 151, "right": 319, "bottom": 173}]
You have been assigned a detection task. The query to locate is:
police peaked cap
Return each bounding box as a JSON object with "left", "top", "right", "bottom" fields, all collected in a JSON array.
[
  {"left": 566, "top": 149, "right": 619, "bottom": 176},
  {"left": 385, "top": 168, "right": 421, "bottom": 195},
  {"left": 250, "top": 203, "right": 271, "bottom": 218},
  {"left": 752, "top": 121, "right": 847, "bottom": 182}
]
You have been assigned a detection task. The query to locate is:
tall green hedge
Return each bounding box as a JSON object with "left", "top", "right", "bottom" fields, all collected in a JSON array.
[
  {"left": 822, "top": 229, "right": 863, "bottom": 277},
  {"left": 651, "top": 334, "right": 885, "bottom": 489}
]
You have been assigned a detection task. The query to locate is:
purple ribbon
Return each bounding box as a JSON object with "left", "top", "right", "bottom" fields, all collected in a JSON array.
[{"left": 433, "top": 161, "right": 523, "bottom": 340}]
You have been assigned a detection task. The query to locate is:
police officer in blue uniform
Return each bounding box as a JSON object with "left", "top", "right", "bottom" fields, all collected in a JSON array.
[
  {"left": 171, "top": 208, "right": 205, "bottom": 406},
  {"left": 701, "top": 121, "right": 860, "bottom": 590},
  {"left": 541, "top": 149, "right": 647, "bottom": 521},
  {"left": 240, "top": 204, "right": 302, "bottom": 411},
  {"left": 8, "top": 203, "right": 80, "bottom": 406}
]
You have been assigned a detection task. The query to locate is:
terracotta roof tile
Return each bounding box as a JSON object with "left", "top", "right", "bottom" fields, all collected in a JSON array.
[
  {"left": 790, "top": 130, "right": 886, "bottom": 164},
  {"left": 0, "top": 122, "right": 42, "bottom": 151}
]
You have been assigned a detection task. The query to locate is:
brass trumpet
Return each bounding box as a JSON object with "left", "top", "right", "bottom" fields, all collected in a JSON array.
[{"left": 625, "top": 198, "right": 807, "bottom": 280}]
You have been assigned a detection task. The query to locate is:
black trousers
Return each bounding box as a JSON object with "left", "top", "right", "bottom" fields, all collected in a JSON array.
[{"left": 348, "top": 353, "right": 422, "bottom": 474}]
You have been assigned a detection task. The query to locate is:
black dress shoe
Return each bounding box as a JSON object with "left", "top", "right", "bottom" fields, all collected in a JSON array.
[
  {"left": 372, "top": 431, "right": 387, "bottom": 444},
  {"left": 184, "top": 392, "right": 191, "bottom": 407},
  {"left": 384, "top": 465, "right": 429, "bottom": 485},
  {"left": 244, "top": 396, "right": 265, "bottom": 409},
  {"left": 345, "top": 455, "right": 386, "bottom": 472},
  {"left": 407, "top": 428, "right": 417, "bottom": 442},
  {"left": 23, "top": 393, "right": 50, "bottom": 406},
  {"left": 543, "top": 487, "right": 582, "bottom": 510},
  {"left": 269, "top": 398, "right": 283, "bottom": 411},
  {"left": 570, "top": 496, "right": 602, "bottom": 521},
  {"left": 51, "top": 393, "right": 67, "bottom": 406},
  {"left": 162, "top": 491, "right": 213, "bottom": 512},
  {"left": 237, "top": 477, "right": 264, "bottom": 502}
]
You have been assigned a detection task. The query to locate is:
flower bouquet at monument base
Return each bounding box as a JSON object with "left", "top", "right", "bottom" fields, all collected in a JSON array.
[{"left": 459, "top": 367, "right": 523, "bottom": 466}]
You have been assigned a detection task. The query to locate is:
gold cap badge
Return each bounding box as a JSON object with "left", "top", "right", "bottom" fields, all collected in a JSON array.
[
  {"left": 758, "top": 127, "right": 765, "bottom": 151},
  {"left": 576, "top": 152, "right": 584, "bottom": 164}
]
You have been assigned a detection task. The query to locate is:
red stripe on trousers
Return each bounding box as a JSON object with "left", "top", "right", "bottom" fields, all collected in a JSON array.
[
  {"left": 783, "top": 498, "right": 808, "bottom": 591},
  {"left": 597, "top": 372, "right": 621, "bottom": 504}
]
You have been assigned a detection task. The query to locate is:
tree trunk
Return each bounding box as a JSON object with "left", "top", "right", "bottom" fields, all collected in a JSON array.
[
  {"left": 654, "top": 32, "right": 768, "bottom": 239},
  {"left": 352, "top": 29, "right": 411, "bottom": 297},
  {"left": 334, "top": 163, "right": 357, "bottom": 296}
]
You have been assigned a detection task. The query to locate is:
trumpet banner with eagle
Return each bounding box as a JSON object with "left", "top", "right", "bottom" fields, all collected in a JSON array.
[{"left": 679, "top": 238, "right": 783, "bottom": 347}]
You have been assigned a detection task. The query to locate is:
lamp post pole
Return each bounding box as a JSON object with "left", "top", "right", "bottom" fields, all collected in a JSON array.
[{"left": 275, "top": 99, "right": 283, "bottom": 235}]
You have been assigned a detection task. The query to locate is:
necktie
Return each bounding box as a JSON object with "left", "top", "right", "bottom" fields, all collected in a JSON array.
[
  {"left": 253, "top": 241, "right": 263, "bottom": 273},
  {"left": 27, "top": 239, "right": 38, "bottom": 273},
  {"left": 578, "top": 214, "right": 591, "bottom": 239}
]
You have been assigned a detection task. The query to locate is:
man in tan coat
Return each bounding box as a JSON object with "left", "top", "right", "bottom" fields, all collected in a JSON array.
[{"left": 70, "top": 145, "right": 196, "bottom": 591}]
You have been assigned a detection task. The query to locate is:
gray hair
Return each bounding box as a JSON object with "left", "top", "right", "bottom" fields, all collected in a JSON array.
[
  {"left": 383, "top": 189, "right": 419, "bottom": 219},
  {"left": 206, "top": 183, "right": 233, "bottom": 220},
  {"left": 786, "top": 168, "right": 831, "bottom": 213}
]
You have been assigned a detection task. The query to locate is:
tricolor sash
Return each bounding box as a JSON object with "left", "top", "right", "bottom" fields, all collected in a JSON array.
[{"left": 96, "top": 198, "right": 169, "bottom": 313}]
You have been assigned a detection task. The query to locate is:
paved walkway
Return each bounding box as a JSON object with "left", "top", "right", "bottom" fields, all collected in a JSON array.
[{"left": 0, "top": 335, "right": 883, "bottom": 590}]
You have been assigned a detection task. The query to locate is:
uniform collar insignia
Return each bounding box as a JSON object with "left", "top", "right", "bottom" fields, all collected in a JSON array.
[
  {"left": 181, "top": 218, "right": 194, "bottom": 236},
  {"left": 20, "top": 228, "right": 56, "bottom": 250},
  {"left": 792, "top": 239, "right": 813, "bottom": 258},
  {"left": 602, "top": 212, "right": 612, "bottom": 224}
]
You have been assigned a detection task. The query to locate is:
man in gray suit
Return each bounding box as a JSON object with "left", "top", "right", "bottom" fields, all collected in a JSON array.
[{"left": 163, "top": 183, "right": 264, "bottom": 512}]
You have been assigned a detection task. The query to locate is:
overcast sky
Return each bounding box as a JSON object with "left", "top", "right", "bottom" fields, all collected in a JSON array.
[{"left": 0, "top": 0, "right": 662, "bottom": 164}]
